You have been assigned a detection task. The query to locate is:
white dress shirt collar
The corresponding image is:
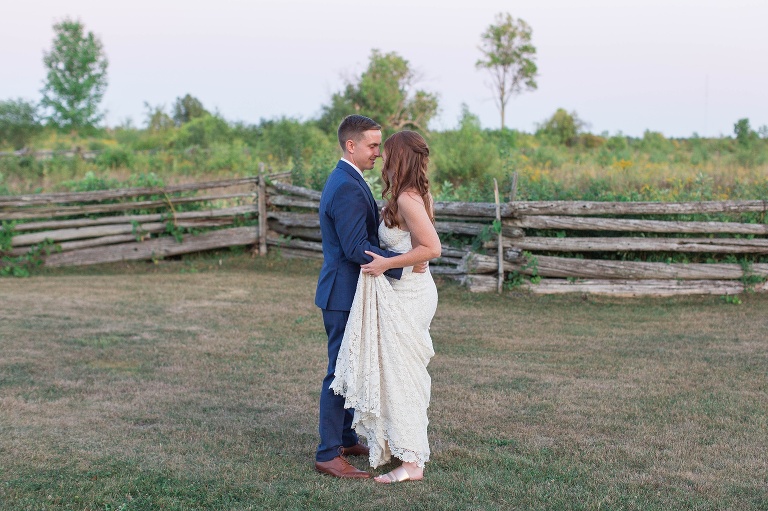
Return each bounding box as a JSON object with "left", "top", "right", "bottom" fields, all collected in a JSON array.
[{"left": 341, "top": 157, "right": 364, "bottom": 178}]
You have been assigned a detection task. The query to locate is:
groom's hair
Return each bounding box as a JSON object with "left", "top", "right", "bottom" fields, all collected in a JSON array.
[{"left": 338, "top": 115, "right": 381, "bottom": 150}]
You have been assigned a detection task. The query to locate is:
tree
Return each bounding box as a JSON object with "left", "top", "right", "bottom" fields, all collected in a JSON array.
[
  {"left": 476, "top": 13, "right": 538, "bottom": 130},
  {"left": 318, "top": 50, "right": 438, "bottom": 135},
  {"left": 734, "top": 118, "right": 758, "bottom": 148},
  {"left": 733, "top": 118, "right": 762, "bottom": 167},
  {"left": 40, "top": 18, "right": 108, "bottom": 131},
  {"left": 143, "top": 102, "right": 174, "bottom": 132},
  {"left": 536, "top": 108, "right": 587, "bottom": 146},
  {"left": 0, "top": 99, "right": 42, "bottom": 149},
  {"left": 172, "top": 94, "right": 209, "bottom": 126}
]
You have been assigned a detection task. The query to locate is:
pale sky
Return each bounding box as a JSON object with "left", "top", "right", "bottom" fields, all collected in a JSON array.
[{"left": 2, "top": 0, "right": 767, "bottom": 138}]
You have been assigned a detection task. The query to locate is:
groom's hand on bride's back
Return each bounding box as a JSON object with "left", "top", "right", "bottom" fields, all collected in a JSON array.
[{"left": 413, "top": 261, "right": 428, "bottom": 273}]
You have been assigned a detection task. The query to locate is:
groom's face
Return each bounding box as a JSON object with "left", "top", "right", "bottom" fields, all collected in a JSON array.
[{"left": 350, "top": 129, "right": 382, "bottom": 171}]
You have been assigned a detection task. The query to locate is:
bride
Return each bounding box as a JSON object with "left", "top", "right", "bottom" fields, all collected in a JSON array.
[{"left": 331, "top": 130, "right": 441, "bottom": 484}]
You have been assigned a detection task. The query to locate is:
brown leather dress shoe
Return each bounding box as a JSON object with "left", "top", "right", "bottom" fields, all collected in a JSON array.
[
  {"left": 341, "top": 443, "right": 370, "bottom": 457},
  {"left": 315, "top": 456, "right": 370, "bottom": 479}
]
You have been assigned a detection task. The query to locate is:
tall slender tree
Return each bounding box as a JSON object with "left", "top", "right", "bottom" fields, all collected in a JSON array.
[
  {"left": 40, "top": 18, "right": 109, "bottom": 132},
  {"left": 476, "top": 13, "right": 538, "bottom": 130}
]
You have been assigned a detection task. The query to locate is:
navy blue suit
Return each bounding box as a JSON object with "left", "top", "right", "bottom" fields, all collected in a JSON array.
[{"left": 314, "top": 159, "right": 402, "bottom": 462}]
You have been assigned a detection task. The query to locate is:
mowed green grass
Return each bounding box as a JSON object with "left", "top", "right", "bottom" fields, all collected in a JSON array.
[{"left": 1, "top": 254, "right": 767, "bottom": 510}]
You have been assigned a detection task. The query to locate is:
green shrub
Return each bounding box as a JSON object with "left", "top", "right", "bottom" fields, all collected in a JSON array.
[
  {"left": 0, "top": 99, "right": 42, "bottom": 150},
  {"left": 639, "top": 131, "right": 675, "bottom": 163},
  {"left": 95, "top": 145, "right": 134, "bottom": 169},
  {"left": 431, "top": 106, "right": 502, "bottom": 186},
  {"left": 596, "top": 134, "right": 632, "bottom": 166},
  {"left": 293, "top": 147, "right": 340, "bottom": 191},
  {"left": 638, "top": 130, "right": 674, "bottom": 153},
  {"left": 172, "top": 115, "right": 231, "bottom": 149},
  {"left": 127, "top": 172, "right": 164, "bottom": 189},
  {"left": 206, "top": 141, "right": 248, "bottom": 173},
  {"left": 529, "top": 145, "right": 564, "bottom": 169},
  {"left": 63, "top": 171, "right": 119, "bottom": 192},
  {"left": 488, "top": 128, "right": 520, "bottom": 151},
  {"left": 736, "top": 145, "right": 767, "bottom": 168},
  {"left": 116, "top": 127, "right": 175, "bottom": 151},
  {"left": 535, "top": 108, "right": 586, "bottom": 146},
  {"left": 579, "top": 133, "right": 605, "bottom": 149},
  {"left": 433, "top": 178, "right": 494, "bottom": 202},
  {"left": 689, "top": 136, "right": 710, "bottom": 165}
]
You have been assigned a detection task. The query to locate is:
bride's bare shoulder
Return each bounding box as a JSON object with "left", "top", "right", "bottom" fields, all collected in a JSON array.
[{"left": 397, "top": 189, "right": 425, "bottom": 205}]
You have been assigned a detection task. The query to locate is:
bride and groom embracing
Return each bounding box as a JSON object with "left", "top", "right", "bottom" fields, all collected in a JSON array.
[{"left": 314, "top": 115, "right": 441, "bottom": 484}]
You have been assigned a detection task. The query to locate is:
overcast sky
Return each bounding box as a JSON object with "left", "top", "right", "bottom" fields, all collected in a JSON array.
[{"left": 2, "top": 0, "right": 766, "bottom": 137}]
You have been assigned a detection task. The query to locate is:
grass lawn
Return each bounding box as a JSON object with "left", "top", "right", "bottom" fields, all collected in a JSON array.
[{"left": 1, "top": 254, "right": 767, "bottom": 510}]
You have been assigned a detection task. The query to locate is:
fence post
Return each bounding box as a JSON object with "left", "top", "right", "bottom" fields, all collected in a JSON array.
[
  {"left": 494, "top": 178, "right": 503, "bottom": 293},
  {"left": 258, "top": 162, "right": 268, "bottom": 256},
  {"left": 508, "top": 171, "right": 518, "bottom": 202}
]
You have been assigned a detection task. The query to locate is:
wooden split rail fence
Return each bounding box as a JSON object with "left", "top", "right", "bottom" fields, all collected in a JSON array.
[{"left": 2, "top": 174, "right": 767, "bottom": 296}]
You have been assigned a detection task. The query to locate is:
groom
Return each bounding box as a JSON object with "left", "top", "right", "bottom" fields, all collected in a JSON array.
[{"left": 314, "top": 115, "right": 412, "bottom": 478}]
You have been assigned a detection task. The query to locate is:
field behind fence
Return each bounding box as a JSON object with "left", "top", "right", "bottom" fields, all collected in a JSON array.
[{"left": 2, "top": 173, "right": 767, "bottom": 296}]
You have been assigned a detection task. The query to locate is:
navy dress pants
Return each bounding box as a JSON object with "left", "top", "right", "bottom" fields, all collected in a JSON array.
[{"left": 316, "top": 309, "right": 359, "bottom": 462}]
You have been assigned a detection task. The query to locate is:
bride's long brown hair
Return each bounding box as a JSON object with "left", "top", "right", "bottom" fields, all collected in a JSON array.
[{"left": 381, "top": 131, "right": 434, "bottom": 228}]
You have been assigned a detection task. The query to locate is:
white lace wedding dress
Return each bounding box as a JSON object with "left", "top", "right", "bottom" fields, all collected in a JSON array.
[{"left": 330, "top": 223, "right": 438, "bottom": 468}]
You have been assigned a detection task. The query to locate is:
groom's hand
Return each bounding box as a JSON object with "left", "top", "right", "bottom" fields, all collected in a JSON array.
[{"left": 413, "top": 261, "right": 429, "bottom": 274}]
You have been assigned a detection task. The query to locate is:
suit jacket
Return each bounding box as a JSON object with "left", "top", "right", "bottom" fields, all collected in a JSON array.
[{"left": 315, "top": 160, "right": 403, "bottom": 311}]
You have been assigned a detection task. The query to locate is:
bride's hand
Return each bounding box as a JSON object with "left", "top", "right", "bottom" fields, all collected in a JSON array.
[{"left": 362, "top": 251, "right": 390, "bottom": 277}]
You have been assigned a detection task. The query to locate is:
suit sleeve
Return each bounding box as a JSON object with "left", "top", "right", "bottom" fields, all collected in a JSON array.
[{"left": 329, "top": 181, "right": 403, "bottom": 280}]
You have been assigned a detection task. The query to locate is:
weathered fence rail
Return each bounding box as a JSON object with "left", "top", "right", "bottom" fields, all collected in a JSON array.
[
  {"left": 2, "top": 174, "right": 767, "bottom": 296},
  {"left": 1, "top": 176, "right": 263, "bottom": 269}
]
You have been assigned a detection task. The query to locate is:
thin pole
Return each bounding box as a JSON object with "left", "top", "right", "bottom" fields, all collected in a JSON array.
[{"left": 258, "top": 162, "right": 267, "bottom": 256}]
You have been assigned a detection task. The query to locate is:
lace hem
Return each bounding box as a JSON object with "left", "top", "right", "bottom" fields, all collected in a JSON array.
[
  {"left": 330, "top": 271, "right": 434, "bottom": 469},
  {"left": 353, "top": 410, "right": 430, "bottom": 468}
]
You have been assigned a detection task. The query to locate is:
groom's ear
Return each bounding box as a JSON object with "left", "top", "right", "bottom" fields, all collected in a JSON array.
[{"left": 345, "top": 138, "right": 355, "bottom": 154}]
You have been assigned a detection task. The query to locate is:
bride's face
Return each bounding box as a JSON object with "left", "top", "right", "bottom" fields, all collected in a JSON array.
[{"left": 381, "top": 152, "right": 395, "bottom": 181}]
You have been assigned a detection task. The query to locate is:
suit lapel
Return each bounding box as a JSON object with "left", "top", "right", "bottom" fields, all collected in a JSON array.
[{"left": 338, "top": 160, "right": 377, "bottom": 217}]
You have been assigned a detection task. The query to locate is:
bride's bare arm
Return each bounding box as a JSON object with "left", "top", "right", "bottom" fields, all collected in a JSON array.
[{"left": 362, "top": 191, "right": 441, "bottom": 277}]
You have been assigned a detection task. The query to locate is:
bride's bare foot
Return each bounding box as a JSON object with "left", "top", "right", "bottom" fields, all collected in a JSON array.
[{"left": 374, "top": 462, "right": 423, "bottom": 484}]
